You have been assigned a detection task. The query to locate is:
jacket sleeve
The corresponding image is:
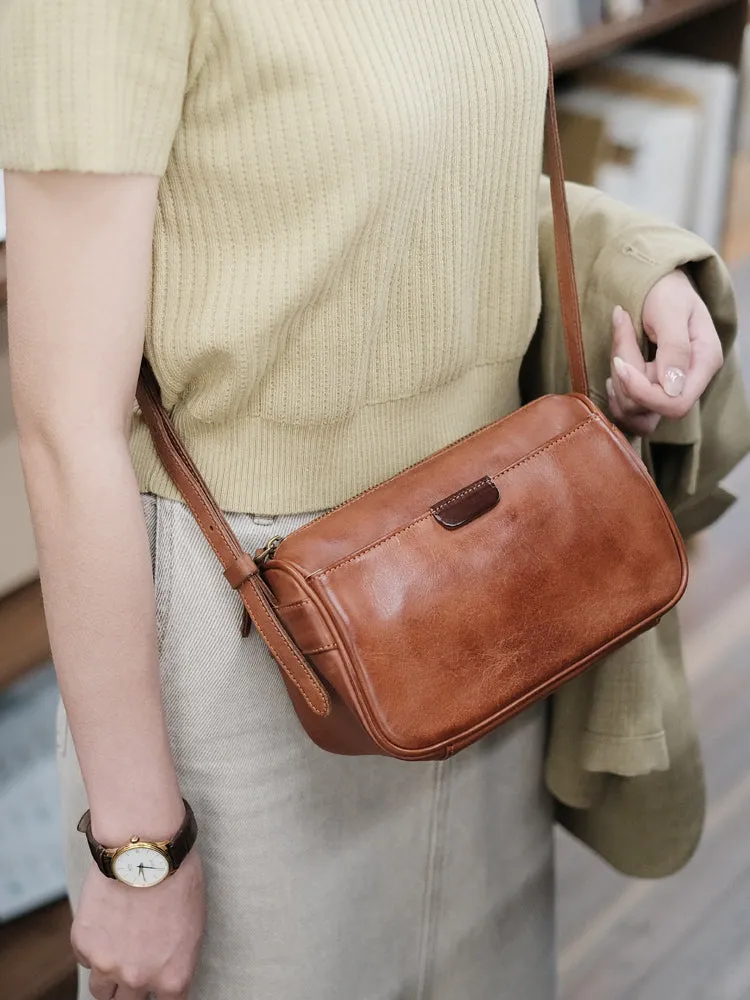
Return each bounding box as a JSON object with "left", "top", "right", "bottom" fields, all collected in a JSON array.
[{"left": 524, "top": 176, "right": 750, "bottom": 537}]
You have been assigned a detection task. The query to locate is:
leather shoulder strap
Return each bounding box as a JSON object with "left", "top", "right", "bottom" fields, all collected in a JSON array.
[
  {"left": 135, "top": 50, "right": 584, "bottom": 709},
  {"left": 544, "top": 54, "right": 589, "bottom": 397},
  {"left": 136, "top": 364, "right": 332, "bottom": 718}
]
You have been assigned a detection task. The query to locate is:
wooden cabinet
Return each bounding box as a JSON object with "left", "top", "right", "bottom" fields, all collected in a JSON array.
[
  {"left": 0, "top": 251, "right": 75, "bottom": 1000},
  {"left": 0, "top": 901, "right": 76, "bottom": 1000},
  {"left": 551, "top": 0, "right": 747, "bottom": 71},
  {"left": 0, "top": 580, "right": 50, "bottom": 690}
]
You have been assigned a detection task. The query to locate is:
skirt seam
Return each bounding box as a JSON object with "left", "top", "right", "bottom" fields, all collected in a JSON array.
[{"left": 415, "top": 760, "right": 451, "bottom": 1000}]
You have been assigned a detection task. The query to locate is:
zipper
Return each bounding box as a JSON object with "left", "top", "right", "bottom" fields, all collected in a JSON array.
[
  {"left": 259, "top": 394, "right": 585, "bottom": 560},
  {"left": 273, "top": 425, "right": 495, "bottom": 549},
  {"left": 255, "top": 534, "right": 284, "bottom": 567}
]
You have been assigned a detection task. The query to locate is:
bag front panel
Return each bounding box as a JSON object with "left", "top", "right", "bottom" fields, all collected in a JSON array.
[
  {"left": 274, "top": 394, "right": 590, "bottom": 576},
  {"left": 306, "top": 409, "right": 686, "bottom": 754}
]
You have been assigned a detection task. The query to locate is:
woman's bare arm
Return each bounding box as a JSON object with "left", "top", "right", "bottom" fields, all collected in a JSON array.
[{"left": 6, "top": 170, "right": 184, "bottom": 844}]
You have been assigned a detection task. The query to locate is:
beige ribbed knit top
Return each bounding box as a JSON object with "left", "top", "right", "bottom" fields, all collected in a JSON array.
[{"left": 0, "top": 0, "right": 548, "bottom": 513}]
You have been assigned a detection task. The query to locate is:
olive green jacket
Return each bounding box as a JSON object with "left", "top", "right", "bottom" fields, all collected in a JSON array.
[{"left": 531, "top": 180, "right": 750, "bottom": 877}]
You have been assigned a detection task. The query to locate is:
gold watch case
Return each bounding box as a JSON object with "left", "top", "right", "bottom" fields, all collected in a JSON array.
[{"left": 106, "top": 834, "right": 174, "bottom": 888}]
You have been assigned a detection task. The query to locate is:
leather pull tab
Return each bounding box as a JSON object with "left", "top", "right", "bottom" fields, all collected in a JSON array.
[{"left": 431, "top": 477, "right": 500, "bottom": 530}]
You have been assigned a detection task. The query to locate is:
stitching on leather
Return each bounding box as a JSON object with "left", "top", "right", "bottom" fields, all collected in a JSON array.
[
  {"left": 315, "top": 416, "right": 596, "bottom": 581},
  {"left": 275, "top": 599, "right": 312, "bottom": 611},
  {"left": 140, "top": 374, "right": 328, "bottom": 718},
  {"left": 192, "top": 508, "right": 228, "bottom": 564},
  {"left": 141, "top": 378, "right": 243, "bottom": 569},
  {"left": 273, "top": 600, "right": 337, "bottom": 655},
  {"left": 288, "top": 394, "right": 576, "bottom": 543},
  {"left": 180, "top": 486, "right": 236, "bottom": 569},
  {"left": 250, "top": 618, "right": 320, "bottom": 712},
  {"left": 248, "top": 604, "right": 329, "bottom": 716},
  {"left": 431, "top": 478, "right": 491, "bottom": 514},
  {"left": 248, "top": 584, "right": 328, "bottom": 714}
]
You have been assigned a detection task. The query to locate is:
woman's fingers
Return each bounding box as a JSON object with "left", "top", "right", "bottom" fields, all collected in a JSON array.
[
  {"left": 109, "top": 987, "right": 148, "bottom": 1000},
  {"left": 611, "top": 355, "right": 660, "bottom": 407},
  {"left": 88, "top": 968, "right": 119, "bottom": 1000},
  {"left": 610, "top": 355, "right": 689, "bottom": 419},
  {"left": 610, "top": 306, "right": 652, "bottom": 413},
  {"left": 609, "top": 297, "right": 723, "bottom": 422},
  {"left": 642, "top": 272, "right": 693, "bottom": 398},
  {"left": 634, "top": 270, "right": 724, "bottom": 419},
  {"left": 612, "top": 305, "right": 648, "bottom": 373},
  {"left": 605, "top": 377, "right": 661, "bottom": 436},
  {"left": 611, "top": 349, "right": 714, "bottom": 421},
  {"left": 605, "top": 269, "right": 725, "bottom": 435},
  {"left": 87, "top": 967, "right": 187, "bottom": 1000},
  {"left": 680, "top": 295, "right": 724, "bottom": 402},
  {"left": 70, "top": 851, "right": 203, "bottom": 1000},
  {"left": 608, "top": 306, "right": 662, "bottom": 435}
]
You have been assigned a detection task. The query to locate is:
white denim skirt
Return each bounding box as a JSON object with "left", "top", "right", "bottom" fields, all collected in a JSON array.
[{"left": 57, "top": 494, "right": 556, "bottom": 1000}]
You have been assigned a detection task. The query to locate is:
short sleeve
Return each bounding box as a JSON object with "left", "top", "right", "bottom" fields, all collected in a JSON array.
[{"left": 0, "top": 0, "right": 197, "bottom": 176}]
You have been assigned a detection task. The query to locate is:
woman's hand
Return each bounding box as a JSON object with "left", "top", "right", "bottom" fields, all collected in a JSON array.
[
  {"left": 605, "top": 269, "right": 724, "bottom": 437},
  {"left": 72, "top": 851, "right": 205, "bottom": 1000}
]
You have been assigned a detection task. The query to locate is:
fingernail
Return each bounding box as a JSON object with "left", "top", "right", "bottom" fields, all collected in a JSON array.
[
  {"left": 663, "top": 366, "right": 686, "bottom": 398},
  {"left": 613, "top": 356, "right": 629, "bottom": 381},
  {"left": 605, "top": 377, "right": 615, "bottom": 399},
  {"left": 613, "top": 305, "right": 624, "bottom": 326}
]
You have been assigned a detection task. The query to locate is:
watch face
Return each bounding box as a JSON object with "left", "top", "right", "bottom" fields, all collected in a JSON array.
[{"left": 112, "top": 845, "right": 170, "bottom": 887}]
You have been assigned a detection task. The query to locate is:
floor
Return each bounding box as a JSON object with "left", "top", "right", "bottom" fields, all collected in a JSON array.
[{"left": 556, "top": 257, "right": 750, "bottom": 1000}]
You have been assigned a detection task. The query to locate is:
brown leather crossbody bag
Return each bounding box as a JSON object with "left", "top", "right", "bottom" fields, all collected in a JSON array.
[{"left": 136, "top": 61, "right": 688, "bottom": 761}]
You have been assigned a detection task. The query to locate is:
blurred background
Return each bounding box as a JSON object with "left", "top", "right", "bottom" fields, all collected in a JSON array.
[{"left": 0, "top": 1, "right": 749, "bottom": 998}]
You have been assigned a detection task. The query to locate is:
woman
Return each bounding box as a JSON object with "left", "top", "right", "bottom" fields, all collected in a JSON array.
[{"left": 0, "top": 1, "right": 729, "bottom": 997}]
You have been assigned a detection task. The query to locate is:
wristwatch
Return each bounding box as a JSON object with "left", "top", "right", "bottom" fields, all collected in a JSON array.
[{"left": 76, "top": 799, "right": 197, "bottom": 888}]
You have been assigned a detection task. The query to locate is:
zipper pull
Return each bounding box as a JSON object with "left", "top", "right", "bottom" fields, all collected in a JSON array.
[
  {"left": 254, "top": 534, "right": 284, "bottom": 567},
  {"left": 242, "top": 535, "right": 284, "bottom": 637}
]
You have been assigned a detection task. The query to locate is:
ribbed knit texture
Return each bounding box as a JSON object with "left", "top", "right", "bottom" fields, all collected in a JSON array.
[{"left": 0, "top": 0, "right": 548, "bottom": 513}]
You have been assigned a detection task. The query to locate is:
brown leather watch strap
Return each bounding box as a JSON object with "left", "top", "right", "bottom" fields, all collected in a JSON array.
[
  {"left": 134, "top": 44, "right": 582, "bottom": 708},
  {"left": 165, "top": 798, "right": 198, "bottom": 870},
  {"left": 76, "top": 798, "right": 199, "bottom": 879},
  {"left": 76, "top": 811, "right": 114, "bottom": 878}
]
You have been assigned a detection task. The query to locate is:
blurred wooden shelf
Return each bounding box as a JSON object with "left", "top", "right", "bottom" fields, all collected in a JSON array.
[
  {"left": 0, "top": 242, "right": 73, "bottom": 999},
  {"left": 0, "top": 579, "right": 63, "bottom": 998},
  {"left": 724, "top": 152, "right": 750, "bottom": 264},
  {"left": 0, "top": 900, "right": 76, "bottom": 1000},
  {"left": 0, "top": 579, "right": 50, "bottom": 692},
  {"left": 552, "top": 0, "right": 745, "bottom": 72}
]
